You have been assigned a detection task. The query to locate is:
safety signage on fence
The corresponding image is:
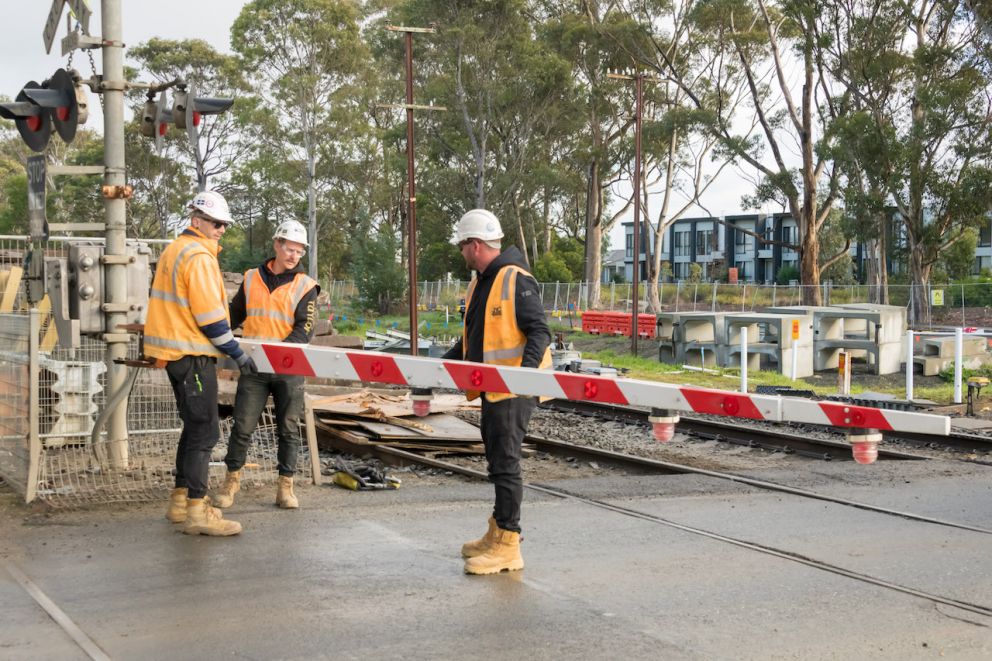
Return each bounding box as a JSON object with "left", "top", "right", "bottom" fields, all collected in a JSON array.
[{"left": 930, "top": 289, "right": 944, "bottom": 306}]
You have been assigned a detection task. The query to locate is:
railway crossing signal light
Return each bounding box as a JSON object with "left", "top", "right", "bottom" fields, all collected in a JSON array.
[
  {"left": 0, "top": 82, "right": 52, "bottom": 152},
  {"left": 140, "top": 86, "right": 233, "bottom": 153},
  {"left": 0, "top": 69, "right": 88, "bottom": 152}
]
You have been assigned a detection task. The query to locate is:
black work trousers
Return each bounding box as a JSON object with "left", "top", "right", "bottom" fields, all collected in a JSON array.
[
  {"left": 166, "top": 355, "right": 220, "bottom": 500},
  {"left": 225, "top": 372, "right": 304, "bottom": 477},
  {"left": 480, "top": 395, "right": 537, "bottom": 533}
]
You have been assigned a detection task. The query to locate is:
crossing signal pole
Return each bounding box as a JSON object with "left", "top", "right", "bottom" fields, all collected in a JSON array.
[{"left": 381, "top": 25, "right": 443, "bottom": 356}]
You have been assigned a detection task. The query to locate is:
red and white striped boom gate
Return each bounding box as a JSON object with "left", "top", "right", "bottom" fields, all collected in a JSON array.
[{"left": 241, "top": 340, "right": 950, "bottom": 463}]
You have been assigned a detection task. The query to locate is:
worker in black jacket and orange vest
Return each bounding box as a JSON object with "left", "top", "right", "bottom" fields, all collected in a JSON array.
[
  {"left": 443, "top": 209, "right": 552, "bottom": 574},
  {"left": 214, "top": 219, "right": 320, "bottom": 510},
  {"left": 145, "top": 190, "right": 255, "bottom": 536}
]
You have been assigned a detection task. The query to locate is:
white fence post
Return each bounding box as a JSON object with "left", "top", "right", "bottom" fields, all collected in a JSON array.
[
  {"left": 954, "top": 327, "right": 963, "bottom": 404},
  {"left": 906, "top": 329, "right": 914, "bottom": 402},
  {"left": 740, "top": 327, "right": 748, "bottom": 393}
]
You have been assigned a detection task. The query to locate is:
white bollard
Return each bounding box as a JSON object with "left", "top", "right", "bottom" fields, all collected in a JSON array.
[
  {"left": 905, "top": 329, "right": 914, "bottom": 402},
  {"left": 740, "top": 327, "right": 748, "bottom": 393},
  {"left": 954, "top": 327, "right": 963, "bottom": 404}
]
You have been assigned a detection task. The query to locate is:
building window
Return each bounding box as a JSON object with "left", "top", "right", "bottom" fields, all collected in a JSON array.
[
  {"left": 626, "top": 232, "right": 633, "bottom": 258},
  {"left": 674, "top": 262, "right": 690, "bottom": 280},
  {"left": 674, "top": 230, "right": 691, "bottom": 257},
  {"left": 734, "top": 228, "right": 753, "bottom": 254},
  {"left": 696, "top": 229, "right": 713, "bottom": 254},
  {"left": 735, "top": 261, "right": 750, "bottom": 280}
]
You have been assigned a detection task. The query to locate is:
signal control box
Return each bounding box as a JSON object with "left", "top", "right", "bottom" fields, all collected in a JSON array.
[{"left": 46, "top": 241, "right": 152, "bottom": 347}]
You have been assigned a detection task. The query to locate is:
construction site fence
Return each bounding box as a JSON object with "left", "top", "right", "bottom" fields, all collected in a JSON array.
[
  {"left": 0, "top": 235, "right": 313, "bottom": 507},
  {"left": 326, "top": 279, "right": 992, "bottom": 331}
]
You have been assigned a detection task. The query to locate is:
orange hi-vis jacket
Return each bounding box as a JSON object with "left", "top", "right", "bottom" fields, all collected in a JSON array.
[
  {"left": 144, "top": 228, "right": 230, "bottom": 362},
  {"left": 462, "top": 264, "right": 552, "bottom": 402},
  {"left": 241, "top": 266, "right": 318, "bottom": 341}
]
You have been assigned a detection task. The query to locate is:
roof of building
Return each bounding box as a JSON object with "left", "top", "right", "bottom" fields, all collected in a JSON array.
[{"left": 603, "top": 249, "right": 626, "bottom": 266}]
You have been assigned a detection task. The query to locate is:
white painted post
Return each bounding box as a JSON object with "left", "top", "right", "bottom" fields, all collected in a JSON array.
[
  {"left": 791, "top": 343, "right": 798, "bottom": 382},
  {"left": 740, "top": 326, "right": 748, "bottom": 393},
  {"left": 954, "top": 327, "right": 964, "bottom": 404},
  {"left": 906, "top": 329, "right": 914, "bottom": 402}
]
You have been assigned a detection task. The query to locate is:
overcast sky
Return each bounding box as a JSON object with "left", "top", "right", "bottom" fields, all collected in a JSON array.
[{"left": 1, "top": 1, "right": 757, "bottom": 240}]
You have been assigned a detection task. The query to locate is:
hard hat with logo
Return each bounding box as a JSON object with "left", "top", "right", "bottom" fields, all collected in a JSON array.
[
  {"left": 451, "top": 208, "right": 504, "bottom": 245},
  {"left": 189, "top": 190, "right": 234, "bottom": 224},
  {"left": 272, "top": 219, "right": 309, "bottom": 248}
]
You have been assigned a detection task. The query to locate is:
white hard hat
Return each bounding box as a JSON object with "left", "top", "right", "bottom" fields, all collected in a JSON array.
[
  {"left": 189, "top": 190, "right": 234, "bottom": 224},
  {"left": 272, "top": 220, "right": 309, "bottom": 248},
  {"left": 451, "top": 208, "right": 504, "bottom": 245}
]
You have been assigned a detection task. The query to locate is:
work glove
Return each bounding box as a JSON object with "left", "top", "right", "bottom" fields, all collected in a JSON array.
[{"left": 235, "top": 353, "right": 257, "bottom": 376}]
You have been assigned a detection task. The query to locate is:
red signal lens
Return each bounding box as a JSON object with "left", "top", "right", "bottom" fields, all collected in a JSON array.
[
  {"left": 193, "top": 111, "right": 201, "bottom": 127},
  {"left": 158, "top": 122, "right": 167, "bottom": 136},
  {"left": 57, "top": 106, "right": 70, "bottom": 121},
  {"left": 26, "top": 116, "right": 41, "bottom": 132}
]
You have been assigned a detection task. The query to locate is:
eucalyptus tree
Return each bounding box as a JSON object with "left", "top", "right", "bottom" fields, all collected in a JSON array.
[
  {"left": 637, "top": 0, "right": 852, "bottom": 303},
  {"left": 825, "top": 0, "right": 992, "bottom": 319},
  {"left": 387, "top": 0, "right": 581, "bottom": 270},
  {"left": 232, "top": 0, "right": 368, "bottom": 280}
]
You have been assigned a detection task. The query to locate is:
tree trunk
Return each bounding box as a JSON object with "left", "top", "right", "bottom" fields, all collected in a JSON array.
[
  {"left": 800, "top": 207, "right": 822, "bottom": 305},
  {"left": 909, "top": 238, "right": 931, "bottom": 327}
]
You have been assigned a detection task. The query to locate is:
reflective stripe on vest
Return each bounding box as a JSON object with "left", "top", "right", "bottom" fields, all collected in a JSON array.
[
  {"left": 242, "top": 268, "right": 318, "bottom": 341},
  {"left": 462, "top": 265, "right": 551, "bottom": 402}
]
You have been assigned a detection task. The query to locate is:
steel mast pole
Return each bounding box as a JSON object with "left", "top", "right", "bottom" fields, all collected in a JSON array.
[
  {"left": 102, "top": 0, "right": 130, "bottom": 468},
  {"left": 631, "top": 72, "right": 643, "bottom": 357},
  {"left": 404, "top": 31, "right": 419, "bottom": 356}
]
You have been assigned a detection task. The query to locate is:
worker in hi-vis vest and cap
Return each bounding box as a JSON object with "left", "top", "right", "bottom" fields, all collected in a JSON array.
[
  {"left": 443, "top": 208, "right": 552, "bottom": 575},
  {"left": 144, "top": 190, "right": 255, "bottom": 537},
  {"left": 213, "top": 219, "right": 320, "bottom": 511}
]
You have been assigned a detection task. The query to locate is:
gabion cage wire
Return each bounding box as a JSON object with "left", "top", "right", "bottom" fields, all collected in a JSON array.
[{"left": 0, "top": 235, "right": 310, "bottom": 508}]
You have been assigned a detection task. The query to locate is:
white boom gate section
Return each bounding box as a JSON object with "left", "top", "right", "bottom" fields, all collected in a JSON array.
[{"left": 241, "top": 340, "right": 950, "bottom": 464}]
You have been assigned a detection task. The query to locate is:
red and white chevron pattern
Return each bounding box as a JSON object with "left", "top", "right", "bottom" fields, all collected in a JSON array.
[{"left": 241, "top": 340, "right": 950, "bottom": 436}]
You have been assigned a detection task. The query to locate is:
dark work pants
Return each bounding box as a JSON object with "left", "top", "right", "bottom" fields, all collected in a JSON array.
[
  {"left": 225, "top": 372, "right": 304, "bottom": 477},
  {"left": 480, "top": 395, "right": 537, "bottom": 534},
  {"left": 166, "top": 355, "right": 220, "bottom": 500}
]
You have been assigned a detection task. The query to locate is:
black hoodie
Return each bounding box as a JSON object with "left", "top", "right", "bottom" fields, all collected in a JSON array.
[
  {"left": 443, "top": 246, "right": 551, "bottom": 368},
  {"left": 229, "top": 258, "right": 321, "bottom": 343}
]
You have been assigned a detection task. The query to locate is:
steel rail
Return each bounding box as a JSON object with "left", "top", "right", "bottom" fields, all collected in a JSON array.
[{"left": 540, "top": 399, "right": 926, "bottom": 461}]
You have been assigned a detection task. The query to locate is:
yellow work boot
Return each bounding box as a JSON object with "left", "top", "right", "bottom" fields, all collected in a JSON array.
[
  {"left": 461, "top": 516, "right": 498, "bottom": 558},
  {"left": 165, "top": 487, "right": 188, "bottom": 523},
  {"left": 463, "top": 528, "right": 523, "bottom": 575},
  {"left": 275, "top": 475, "right": 299, "bottom": 509},
  {"left": 183, "top": 497, "right": 242, "bottom": 536},
  {"left": 212, "top": 469, "right": 242, "bottom": 508}
]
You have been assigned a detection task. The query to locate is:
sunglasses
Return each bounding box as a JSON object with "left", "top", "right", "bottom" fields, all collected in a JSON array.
[{"left": 209, "top": 220, "right": 228, "bottom": 230}]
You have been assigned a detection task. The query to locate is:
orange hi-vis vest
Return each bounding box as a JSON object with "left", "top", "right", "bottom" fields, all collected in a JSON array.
[
  {"left": 242, "top": 266, "right": 318, "bottom": 341},
  {"left": 462, "top": 264, "right": 552, "bottom": 402},
  {"left": 144, "top": 228, "right": 230, "bottom": 362}
]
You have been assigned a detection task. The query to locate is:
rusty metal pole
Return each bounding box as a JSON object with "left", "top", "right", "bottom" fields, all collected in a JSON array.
[
  {"left": 631, "top": 72, "right": 643, "bottom": 357},
  {"left": 404, "top": 31, "right": 419, "bottom": 356}
]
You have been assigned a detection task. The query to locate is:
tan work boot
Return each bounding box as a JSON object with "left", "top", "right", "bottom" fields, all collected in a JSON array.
[
  {"left": 461, "top": 516, "right": 498, "bottom": 558},
  {"left": 463, "top": 528, "right": 523, "bottom": 575},
  {"left": 213, "top": 469, "right": 242, "bottom": 508},
  {"left": 183, "top": 497, "right": 242, "bottom": 536},
  {"left": 276, "top": 475, "right": 299, "bottom": 509},
  {"left": 166, "top": 487, "right": 188, "bottom": 523}
]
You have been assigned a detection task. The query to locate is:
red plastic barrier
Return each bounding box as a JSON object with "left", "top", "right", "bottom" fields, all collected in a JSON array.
[{"left": 581, "top": 311, "right": 656, "bottom": 338}]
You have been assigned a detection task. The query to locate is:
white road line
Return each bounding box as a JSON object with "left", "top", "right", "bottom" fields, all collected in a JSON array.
[{"left": 2, "top": 558, "right": 111, "bottom": 661}]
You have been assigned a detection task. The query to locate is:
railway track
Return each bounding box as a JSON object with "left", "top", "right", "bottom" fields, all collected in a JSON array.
[{"left": 540, "top": 398, "right": 992, "bottom": 461}]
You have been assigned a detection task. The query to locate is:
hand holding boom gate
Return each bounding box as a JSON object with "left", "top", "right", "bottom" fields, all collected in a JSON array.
[{"left": 239, "top": 340, "right": 951, "bottom": 464}]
